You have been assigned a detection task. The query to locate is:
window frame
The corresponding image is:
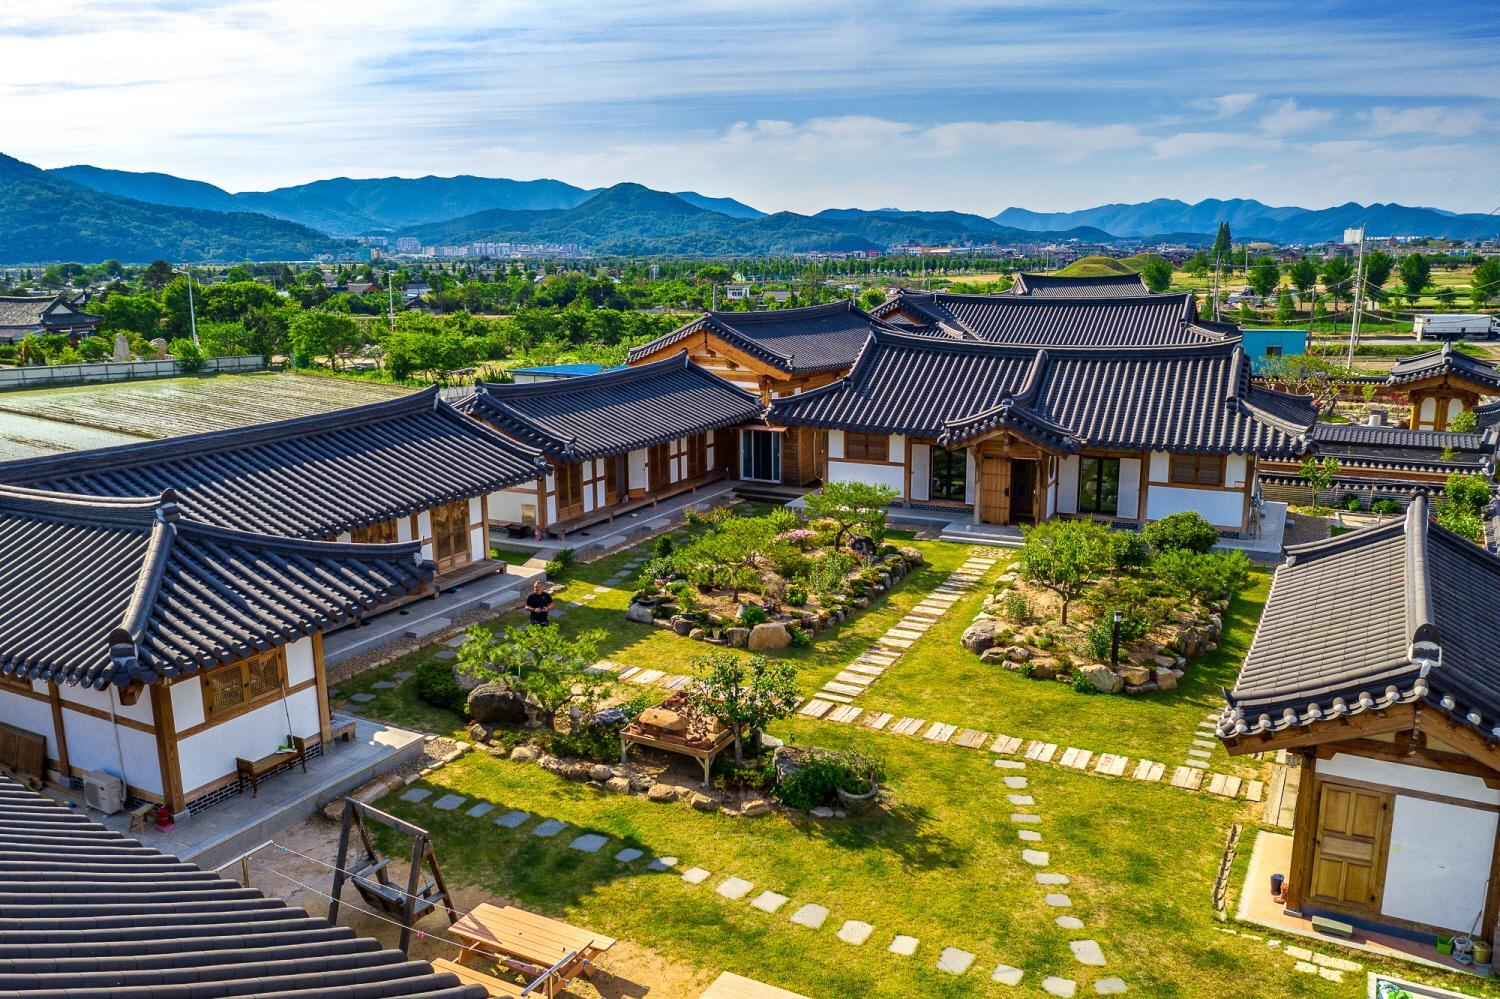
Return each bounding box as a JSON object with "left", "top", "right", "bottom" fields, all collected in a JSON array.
[
  {"left": 1077, "top": 456, "right": 1121, "bottom": 515},
  {"left": 201, "top": 647, "right": 288, "bottom": 723},
  {"left": 1168, "top": 453, "right": 1225, "bottom": 487},
  {"left": 929, "top": 447, "right": 967, "bottom": 502},
  {"left": 844, "top": 431, "right": 890, "bottom": 462}
]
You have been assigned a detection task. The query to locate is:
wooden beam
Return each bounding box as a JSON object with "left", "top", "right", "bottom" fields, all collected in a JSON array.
[
  {"left": 149, "top": 683, "right": 186, "bottom": 815},
  {"left": 1285, "top": 749, "right": 1320, "bottom": 915},
  {"left": 1418, "top": 714, "right": 1500, "bottom": 778},
  {"left": 1317, "top": 736, "right": 1500, "bottom": 788},
  {"left": 1223, "top": 705, "right": 1417, "bottom": 756},
  {"left": 313, "top": 631, "right": 332, "bottom": 744},
  {"left": 46, "top": 681, "right": 70, "bottom": 781}
]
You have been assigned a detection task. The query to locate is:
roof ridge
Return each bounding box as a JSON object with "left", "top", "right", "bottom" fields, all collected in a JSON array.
[
  {"left": 870, "top": 323, "right": 1243, "bottom": 359},
  {"left": 1404, "top": 494, "right": 1439, "bottom": 649},
  {"left": 479, "top": 352, "right": 757, "bottom": 404}
]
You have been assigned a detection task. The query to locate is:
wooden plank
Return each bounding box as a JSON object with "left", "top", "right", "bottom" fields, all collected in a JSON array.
[
  {"left": 700, "top": 970, "right": 812, "bottom": 999},
  {"left": 953, "top": 728, "right": 989, "bottom": 750},
  {"left": 827, "top": 706, "right": 862, "bottom": 725},
  {"left": 1024, "top": 741, "right": 1058, "bottom": 763},
  {"left": 891, "top": 717, "right": 925, "bottom": 736},
  {"left": 1170, "top": 766, "right": 1204, "bottom": 790},
  {"left": 1132, "top": 760, "right": 1164, "bottom": 782},
  {"left": 1060, "top": 748, "right": 1091, "bottom": 771},
  {"left": 1246, "top": 779, "right": 1265, "bottom": 803},
  {"left": 797, "top": 700, "right": 835, "bottom": 719},
  {"left": 861, "top": 712, "right": 893, "bottom": 731},
  {"left": 990, "top": 734, "right": 1023, "bottom": 755},
  {"left": 1094, "top": 753, "right": 1128, "bottom": 777},
  {"left": 924, "top": 722, "right": 957, "bottom": 743}
]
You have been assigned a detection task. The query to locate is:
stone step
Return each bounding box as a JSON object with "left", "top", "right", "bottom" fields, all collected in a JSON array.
[
  {"left": 861, "top": 712, "right": 893, "bottom": 731},
  {"left": 1170, "top": 766, "right": 1205, "bottom": 790},
  {"left": 1059, "top": 747, "right": 1092, "bottom": 770},
  {"left": 817, "top": 691, "right": 854, "bottom": 704},
  {"left": 1208, "top": 773, "right": 1244, "bottom": 798},
  {"left": 990, "top": 734, "right": 1023, "bottom": 755},
  {"left": 798, "top": 699, "right": 836, "bottom": 718},
  {"left": 1132, "top": 760, "right": 1165, "bottom": 782},
  {"left": 845, "top": 662, "right": 885, "bottom": 677},
  {"left": 1246, "top": 779, "right": 1266, "bottom": 803},
  {"left": 827, "top": 705, "right": 863, "bottom": 724},
  {"left": 924, "top": 722, "right": 957, "bottom": 743},
  {"left": 402, "top": 616, "right": 451, "bottom": 640},
  {"left": 822, "top": 681, "right": 866, "bottom": 697},
  {"left": 832, "top": 671, "right": 874, "bottom": 687}
]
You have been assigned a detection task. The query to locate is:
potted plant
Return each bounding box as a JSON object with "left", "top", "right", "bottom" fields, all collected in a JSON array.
[{"left": 835, "top": 750, "right": 885, "bottom": 816}]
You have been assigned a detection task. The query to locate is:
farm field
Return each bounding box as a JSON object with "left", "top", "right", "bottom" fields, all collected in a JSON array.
[{"left": 0, "top": 371, "right": 412, "bottom": 459}]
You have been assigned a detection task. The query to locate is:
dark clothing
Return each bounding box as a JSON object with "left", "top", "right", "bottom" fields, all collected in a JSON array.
[{"left": 526, "top": 591, "right": 554, "bottom": 625}]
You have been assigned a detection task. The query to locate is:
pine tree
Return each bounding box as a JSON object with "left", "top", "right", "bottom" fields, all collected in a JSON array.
[{"left": 1211, "top": 222, "right": 1232, "bottom": 263}]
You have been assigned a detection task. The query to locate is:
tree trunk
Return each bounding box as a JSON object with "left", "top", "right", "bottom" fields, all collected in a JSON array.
[{"left": 732, "top": 729, "right": 744, "bottom": 765}]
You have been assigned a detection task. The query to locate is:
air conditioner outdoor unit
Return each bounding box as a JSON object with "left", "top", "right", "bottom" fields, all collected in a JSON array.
[{"left": 81, "top": 770, "right": 125, "bottom": 815}]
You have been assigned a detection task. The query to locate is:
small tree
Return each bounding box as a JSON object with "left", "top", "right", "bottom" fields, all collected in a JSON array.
[
  {"left": 1014, "top": 519, "right": 1110, "bottom": 626},
  {"left": 1400, "top": 252, "right": 1432, "bottom": 301},
  {"left": 455, "top": 624, "right": 610, "bottom": 726},
  {"left": 1299, "top": 456, "right": 1341, "bottom": 513},
  {"left": 1275, "top": 287, "right": 1296, "bottom": 323},
  {"left": 1139, "top": 256, "right": 1173, "bottom": 294},
  {"left": 1258, "top": 353, "right": 1351, "bottom": 413},
  {"left": 803, "top": 480, "right": 899, "bottom": 551},
  {"left": 678, "top": 516, "right": 787, "bottom": 600},
  {"left": 1448, "top": 409, "right": 1480, "bottom": 434},
  {"left": 1143, "top": 511, "right": 1219, "bottom": 555},
  {"left": 1288, "top": 257, "right": 1319, "bottom": 309},
  {"left": 687, "top": 650, "right": 800, "bottom": 763}
]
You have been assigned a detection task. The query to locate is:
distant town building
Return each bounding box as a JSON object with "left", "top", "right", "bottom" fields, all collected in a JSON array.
[{"left": 0, "top": 294, "right": 104, "bottom": 345}]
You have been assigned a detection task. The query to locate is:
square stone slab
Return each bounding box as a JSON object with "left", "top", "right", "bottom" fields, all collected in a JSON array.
[
  {"left": 1037, "top": 873, "right": 1070, "bottom": 886},
  {"left": 1004, "top": 776, "right": 1028, "bottom": 789},
  {"left": 1095, "top": 978, "right": 1127, "bottom": 994},
  {"left": 349, "top": 692, "right": 376, "bottom": 703},
  {"left": 937, "top": 947, "right": 975, "bottom": 975},
  {"left": 434, "top": 650, "right": 456, "bottom": 661},
  {"left": 681, "top": 867, "right": 711, "bottom": 885},
  {"left": 570, "top": 833, "right": 609, "bottom": 853},
  {"left": 790, "top": 904, "right": 828, "bottom": 929},
  {"left": 1019, "top": 829, "right": 1042, "bottom": 842},
  {"left": 1012, "top": 813, "right": 1041, "bottom": 824},
  {"left": 393, "top": 670, "right": 413, "bottom": 679},
  {"left": 992, "top": 965, "right": 1024, "bottom": 986},
  {"left": 716, "top": 877, "right": 754, "bottom": 900},
  {"left": 888, "top": 935, "right": 919, "bottom": 956},
  {"left": 1042, "top": 977, "right": 1077, "bottom": 997},
  {"left": 1008, "top": 794, "right": 1035, "bottom": 806},
  {"left": 432, "top": 794, "right": 465, "bottom": 811},
  {"left": 1055, "top": 916, "right": 1085, "bottom": 930},
  {"left": 837, "top": 920, "right": 874, "bottom": 945},
  {"left": 1022, "top": 849, "right": 1049, "bottom": 866},
  {"left": 1045, "top": 893, "right": 1072, "bottom": 907},
  {"left": 371, "top": 681, "right": 396, "bottom": 689},
  {"left": 1070, "top": 940, "right": 1106, "bottom": 966},
  {"left": 465, "top": 802, "right": 494, "bottom": 818},
  {"left": 646, "top": 856, "right": 678, "bottom": 872},
  {"left": 532, "top": 819, "right": 568, "bottom": 838},
  {"left": 615, "top": 848, "right": 644, "bottom": 863},
  {"left": 400, "top": 788, "right": 432, "bottom": 803},
  {"left": 750, "top": 891, "right": 788, "bottom": 913},
  {"left": 495, "top": 810, "right": 530, "bottom": 828}
]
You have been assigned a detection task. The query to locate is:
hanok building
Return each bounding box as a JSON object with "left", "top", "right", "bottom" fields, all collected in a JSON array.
[
  {"left": 0, "top": 388, "right": 544, "bottom": 591},
  {"left": 0, "top": 486, "right": 432, "bottom": 815},
  {"left": 1385, "top": 343, "right": 1500, "bottom": 431},
  {"left": 625, "top": 301, "right": 898, "bottom": 485},
  {"left": 1002, "top": 272, "right": 1152, "bottom": 298},
  {"left": 870, "top": 289, "right": 1233, "bottom": 346},
  {"left": 0, "top": 773, "right": 488, "bottom": 999},
  {"left": 0, "top": 293, "right": 104, "bottom": 345},
  {"left": 467, "top": 353, "right": 763, "bottom": 536},
  {"left": 767, "top": 329, "right": 1316, "bottom": 534},
  {"left": 1218, "top": 496, "right": 1500, "bottom": 940}
]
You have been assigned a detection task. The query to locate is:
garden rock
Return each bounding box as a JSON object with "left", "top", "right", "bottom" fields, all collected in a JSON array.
[
  {"left": 747, "top": 622, "right": 790, "bottom": 651},
  {"left": 466, "top": 684, "right": 528, "bottom": 726},
  {"left": 1031, "top": 661, "right": 1058, "bottom": 681},
  {"left": 979, "top": 648, "right": 1008, "bottom": 664},
  {"left": 726, "top": 627, "right": 750, "bottom": 648},
  {"left": 589, "top": 764, "right": 613, "bottom": 782},
  {"left": 1078, "top": 664, "right": 1123, "bottom": 694},
  {"left": 741, "top": 798, "right": 772, "bottom": 817},
  {"left": 1116, "top": 665, "right": 1151, "bottom": 686},
  {"left": 961, "top": 619, "right": 1005, "bottom": 654},
  {"left": 647, "top": 784, "right": 680, "bottom": 803},
  {"left": 591, "top": 706, "right": 627, "bottom": 727},
  {"left": 510, "top": 745, "right": 539, "bottom": 763},
  {"left": 1153, "top": 669, "right": 1179, "bottom": 691},
  {"left": 1004, "top": 645, "right": 1031, "bottom": 663},
  {"left": 605, "top": 777, "right": 631, "bottom": 794},
  {"left": 689, "top": 792, "right": 716, "bottom": 812},
  {"left": 538, "top": 755, "right": 563, "bottom": 774},
  {"left": 689, "top": 628, "right": 706, "bottom": 640},
  {"left": 1124, "top": 681, "right": 1159, "bottom": 696},
  {"left": 563, "top": 762, "right": 593, "bottom": 782},
  {"left": 626, "top": 602, "right": 655, "bottom": 624},
  {"left": 672, "top": 616, "right": 694, "bottom": 636}
]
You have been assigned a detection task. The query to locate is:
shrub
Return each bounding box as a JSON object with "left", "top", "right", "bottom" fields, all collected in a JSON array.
[
  {"left": 766, "top": 507, "right": 799, "bottom": 533},
  {"left": 1015, "top": 519, "right": 1112, "bottom": 625},
  {"left": 777, "top": 528, "right": 817, "bottom": 551},
  {"left": 652, "top": 534, "right": 675, "bottom": 559},
  {"left": 413, "top": 659, "right": 467, "bottom": 714},
  {"left": 639, "top": 555, "right": 675, "bottom": 583},
  {"left": 772, "top": 551, "right": 813, "bottom": 580},
  {"left": 713, "top": 754, "right": 776, "bottom": 792},
  {"left": 1018, "top": 662, "right": 1036, "bottom": 679},
  {"left": 1154, "top": 549, "right": 1252, "bottom": 606},
  {"left": 544, "top": 547, "right": 576, "bottom": 578},
  {"left": 545, "top": 722, "right": 620, "bottom": 762},
  {"left": 736, "top": 603, "right": 769, "bottom": 627},
  {"left": 1001, "top": 590, "right": 1033, "bottom": 624},
  {"left": 786, "top": 623, "right": 812, "bottom": 647},
  {"left": 1072, "top": 671, "right": 1100, "bottom": 694},
  {"left": 1372, "top": 498, "right": 1402, "bottom": 515},
  {"left": 1052, "top": 652, "right": 1074, "bottom": 671},
  {"left": 774, "top": 755, "right": 849, "bottom": 810},
  {"left": 1143, "top": 512, "right": 1219, "bottom": 554},
  {"left": 809, "top": 550, "right": 856, "bottom": 594},
  {"left": 1082, "top": 619, "right": 1113, "bottom": 663},
  {"left": 1107, "top": 530, "right": 1150, "bottom": 572},
  {"left": 1343, "top": 495, "right": 1364, "bottom": 512},
  {"left": 785, "top": 584, "right": 808, "bottom": 607}
]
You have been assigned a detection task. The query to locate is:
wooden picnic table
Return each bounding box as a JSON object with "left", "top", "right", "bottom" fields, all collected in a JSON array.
[
  {"left": 700, "top": 971, "right": 811, "bottom": 999},
  {"left": 450, "top": 903, "right": 615, "bottom": 979}
]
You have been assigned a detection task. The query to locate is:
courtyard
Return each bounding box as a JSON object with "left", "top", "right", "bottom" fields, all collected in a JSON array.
[{"left": 311, "top": 528, "right": 1500, "bottom": 999}]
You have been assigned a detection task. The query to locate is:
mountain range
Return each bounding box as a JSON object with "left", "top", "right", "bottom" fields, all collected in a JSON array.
[
  {"left": 3, "top": 151, "right": 1496, "bottom": 263},
  {"left": 993, "top": 198, "right": 1500, "bottom": 243}
]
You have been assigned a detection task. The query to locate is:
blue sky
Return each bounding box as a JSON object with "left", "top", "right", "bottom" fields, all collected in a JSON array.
[{"left": 3, "top": 0, "right": 1499, "bottom": 215}]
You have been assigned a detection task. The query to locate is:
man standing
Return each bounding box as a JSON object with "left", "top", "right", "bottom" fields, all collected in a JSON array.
[{"left": 525, "top": 580, "right": 554, "bottom": 627}]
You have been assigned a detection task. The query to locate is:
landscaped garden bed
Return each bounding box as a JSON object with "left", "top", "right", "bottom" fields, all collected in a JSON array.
[
  {"left": 623, "top": 483, "right": 923, "bottom": 651},
  {"left": 960, "top": 512, "right": 1252, "bottom": 696}
]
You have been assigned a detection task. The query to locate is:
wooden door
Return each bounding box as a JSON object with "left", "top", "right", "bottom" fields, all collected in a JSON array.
[
  {"left": 687, "top": 434, "right": 707, "bottom": 479},
  {"left": 431, "top": 500, "right": 472, "bottom": 573},
  {"left": 979, "top": 456, "right": 1011, "bottom": 524},
  {"left": 1309, "top": 784, "right": 1390, "bottom": 912},
  {"left": 714, "top": 428, "right": 736, "bottom": 473},
  {"left": 648, "top": 443, "right": 670, "bottom": 492},
  {"left": 1010, "top": 459, "right": 1036, "bottom": 522},
  {"left": 555, "top": 463, "right": 584, "bottom": 522}
]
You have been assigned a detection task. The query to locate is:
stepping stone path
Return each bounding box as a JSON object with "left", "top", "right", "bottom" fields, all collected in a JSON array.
[
  {"left": 716, "top": 877, "right": 754, "bottom": 900},
  {"left": 349, "top": 692, "right": 376, "bottom": 703},
  {"left": 432, "top": 793, "right": 466, "bottom": 811},
  {"left": 434, "top": 650, "right": 456, "bottom": 661},
  {"left": 837, "top": 920, "right": 874, "bottom": 945},
  {"left": 681, "top": 867, "right": 711, "bottom": 885},
  {"left": 400, "top": 787, "right": 431, "bottom": 803},
  {"left": 465, "top": 802, "right": 494, "bottom": 819},
  {"left": 615, "top": 848, "right": 643, "bottom": 863},
  {"left": 991, "top": 965, "right": 1024, "bottom": 986},
  {"left": 750, "top": 891, "right": 788, "bottom": 913},
  {"left": 937, "top": 948, "right": 975, "bottom": 975},
  {"left": 531, "top": 819, "right": 568, "bottom": 838},
  {"left": 1095, "top": 977, "right": 1127, "bottom": 994},
  {"left": 569, "top": 833, "right": 609, "bottom": 853},
  {"left": 646, "top": 856, "right": 677, "bottom": 872},
  {"left": 803, "top": 552, "right": 997, "bottom": 707},
  {"left": 789, "top": 904, "right": 828, "bottom": 929},
  {"left": 1069, "top": 940, "right": 1107, "bottom": 966},
  {"left": 371, "top": 680, "right": 396, "bottom": 689},
  {"left": 1055, "top": 916, "right": 1085, "bottom": 930},
  {"left": 393, "top": 671, "right": 413, "bottom": 680},
  {"left": 1042, "top": 977, "right": 1077, "bottom": 997},
  {"left": 495, "top": 810, "right": 529, "bottom": 829},
  {"left": 888, "top": 935, "right": 919, "bottom": 956}
]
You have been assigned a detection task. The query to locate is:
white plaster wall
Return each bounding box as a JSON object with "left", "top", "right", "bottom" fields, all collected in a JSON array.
[
  {"left": 417, "top": 509, "right": 432, "bottom": 538},
  {"left": 62, "top": 707, "right": 161, "bottom": 794},
  {"left": 546, "top": 494, "right": 557, "bottom": 523},
  {"left": 1224, "top": 454, "right": 1248, "bottom": 489},
  {"left": 336, "top": 531, "right": 352, "bottom": 544},
  {"left": 827, "top": 460, "right": 905, "bottom": 494},
  {"left": 170, "top": 676, "right": 205, "bottom": 733},
  {"left": 1322, "top": 754, "right": 1500, "bottom": 806},
  {"left": 888, "top": 435, "right": 905, "bottom": 464},
  {"left": 67, "top": 683, "right": 153, "bottom": 727},
  {"left": 582, "top": 468, "right": 596, "bottom": 513},
  {"left": 1420, "top": 397, "right": 1438, "bottom": 425},
  {"left": 827, "top": 430, "right": 844, "bottom": 460},
  {"left": 1448, "top": 398, "right": 1466, "bottom": 424},
  {"left": 0, "top": 691, "right": 56, "bottom": 752},
  {"left": 672, "top": 439, "right": 686, "bottom": 482},
  {"left": 285, "top": 636, "right": 315, "bottom": 687},
  {"left": 176, "top": 687, "right": 320, "bottom": 795},
  {"left": 1149, "top": 451, "right": 1170, "bottom": 481},
  {"left": 1056, "top": 456, "right": 1080, "bottom": 515},
  {"left": 396, "top": 517, "right": 414, "bottom": 543},
  {"left": 909, "top": 444, "right": 931, "bottom": 502},
  {"left": 1117, "top": 458, "right": 1142, "bottom": 520},
  {"left": 628, "top": 448, "right": 648, "bottom": 490},
  {"left": 1145, "top": 485, "right": 1244, "bottom": 529},
  {"left": 1384, "top": 797, "right": 1496, "bottom": 931},
  {"left": 488, "top": 489, "right": 533, "bottom": 524}
]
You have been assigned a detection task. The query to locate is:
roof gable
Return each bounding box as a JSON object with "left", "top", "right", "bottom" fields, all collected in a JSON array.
[
  {"left": 870, "top": 289, "right": 1217, "bottom": 347},
  {"left": 1387, "top": 343, "right": 1500, "bottom": 394},
  {"left": 0, "top": 486, "right": 433, "bottom": 690},
  {"left": 471, "top": 352, "right": 763, "bottom": 461},
  {"left": 626, "top": 301, "right": 891, "bottom": 374},
  {"left": 0, "top": 388, "right": 544, "bottom": 538},
  {"left": 1008, "top": 272, "right": 1153, "bottom": 298}
]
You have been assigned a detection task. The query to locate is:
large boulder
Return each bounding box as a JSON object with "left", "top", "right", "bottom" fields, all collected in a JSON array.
[
  {"left": 1116, "top": 665, "right": 1152, "bottom": 686},
  {"left": 961, "top": 619, "right": 1005, "bottom": 654},
  {"left": 672, "top": 616, "right": 695, "bottom": 636},
  {"left": 726, "top": 626, "right": 750, "bottom": 648},
  {"left": 466, "top": 683, "right": 527, "bottom": 725},
  {"left": 625, "top": 602, "right": 655, "bottom": 624},
  {"left": 747, "top": 622, "right": 790, "bottom": 651},
  {"left": 1078, "top": 664, "right": 1123, "bottom": 694}
]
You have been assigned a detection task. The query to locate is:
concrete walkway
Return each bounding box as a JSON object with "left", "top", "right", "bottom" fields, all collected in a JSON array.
[
  {"left": 491, "top": 480, "right": 739, "bottom": 561},
  {"left": 324, "top": 563, "right": 544, "bottom": 667}
]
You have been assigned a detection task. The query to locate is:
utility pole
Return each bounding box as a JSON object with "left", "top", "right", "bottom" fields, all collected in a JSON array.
[
  {"left": 1345, "top": 226, "right": 1367, "bottom": 366},
  {"left": 176, "top": 265, "right": 199, "bottom": 346},
  {"left": 387, "top": 274, "right": 395, "bottom": 332},
  {"left": 1211, "top": 251, "right": 1222, "bottom": 322}
]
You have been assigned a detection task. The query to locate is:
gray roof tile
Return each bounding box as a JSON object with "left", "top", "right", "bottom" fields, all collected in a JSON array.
[
  {"left": 1387, "top": 343, "right": 1500, "bottom": 393},
  {"left": 1006, "top": 272, "right": 1152, "bottom": 298},
  {"left": 871, "top": 290, "right": 1223, "bottom": 346},
  {"left": 625, "top": 300, "right": 893, "bottom": 372}
]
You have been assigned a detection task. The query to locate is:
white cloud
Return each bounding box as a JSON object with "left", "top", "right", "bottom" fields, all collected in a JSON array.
[
  {"left": 1210, "top": 92, "right": 1258, "bottom": 116},
  {"left": 1259, "top": 99, "right": 1334, "bottom": 136},
  {"left": 1364, "top": 105, "right": 1484, "bottom": 136},
  {"left": 1153, "top": 131, "right": 1264, "bottom": 160}
]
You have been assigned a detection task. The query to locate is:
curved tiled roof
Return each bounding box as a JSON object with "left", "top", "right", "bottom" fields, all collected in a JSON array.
[
  {"left": 870, "top": 289, "right": 1223, "bottom": 346},
  {"left": 0, "top": 387, "right": 545, "bottom": 538},
  {"left": 0, "top": 775, "right": 485, "bottom": 998},
  {"left": 1006, "top": 272, "right": 1152, "bottom": 298},
  {"left": 1219, "top": 495, "right": 1500, "bottom": 743},
  {"left": 625, "top": 300, "right": 894, "bottom": 373},
  {"left": 767, "top": 328, "right": 1315, "bottom": 457},
  {"left": 0, "top": 486, "right": 432, "bottom": 689},
  {"left": 1387, "top": 343, "right": 1500, "bottom": 393},
  {"left": 470, "top": 352, "right": 763, "bottom": 461},
  {"left": 1307, "top": 421, "right": 1498, "bottom": 476}
]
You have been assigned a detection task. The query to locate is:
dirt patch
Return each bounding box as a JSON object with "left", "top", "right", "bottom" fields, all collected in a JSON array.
[{"left": 249, "top": 814, "right": 713, "bottom": 998}]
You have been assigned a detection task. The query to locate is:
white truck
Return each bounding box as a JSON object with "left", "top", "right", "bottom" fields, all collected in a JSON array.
[{"left": 1414, "top": 313, "right": 1495, "bottom": 340}]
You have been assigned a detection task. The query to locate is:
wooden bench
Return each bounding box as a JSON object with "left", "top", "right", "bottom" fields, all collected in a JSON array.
[
  {"left": 328, "top": 718, "right": 358, "bottom": 744},
  {"left": 431, "top": 959, "right": 529, "bottom": 997},
  {"left": 235, "top": 735, "right": 308, "bottom": 797},
  {"left": 127, "top": 802, "right": 155, "bottom": 833}
]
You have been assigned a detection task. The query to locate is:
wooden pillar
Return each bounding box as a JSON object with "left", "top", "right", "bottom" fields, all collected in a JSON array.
[
  {"left": 313, "top": 632, "right": 332, "bottom": 744},
  {"left": 149, "top": 684, "right": 186, "bottom": 816},
  {"left": 46, "top": 682, "right": 70, "bottom": 780},
  {"left": 1285, "top": 748, "right": 1320, "bottom": 914}
]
